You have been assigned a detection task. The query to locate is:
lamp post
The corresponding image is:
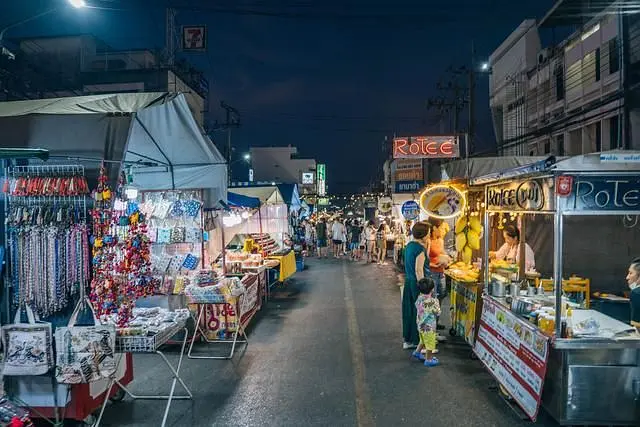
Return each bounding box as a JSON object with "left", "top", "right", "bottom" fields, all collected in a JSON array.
[
  {"left": 0, "top": 0, "right": 86, "bottom": 46},
  {"left": 228, "top": 153, "right": 251, "bottom": 185}
]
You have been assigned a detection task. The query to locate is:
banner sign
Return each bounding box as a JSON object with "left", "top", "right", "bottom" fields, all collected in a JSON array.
[
  {"left": 556, "top": 174, "right": 640, "bottom": 212},
  {"left": 395, "top": 180, "right": 423, "bottom": 193},
  {"left": 393, "top": 136, "right": 460, "bottom": 159},
  {"left": 401, "top": 200, "right": 420, "bottom": 220},
  {"left": 474, "top": 297, "right": 550, "bottom": 421},
  {"left": 378, "top": 197, "right": 393, "bottom": 213},
  {"left": 182, "top": 26, "right": 207, "bottom": 51},
  {"left": 317, "top": 164, "right": 326, "bottom": 196},
  {"left": 419, "top": 185, "right": 465, "bottom": 219},
  {"left": 394, "top": 159, "right": 423, "bottom": 181},
  {"left": 600, "top": 153, "right": 640, "bottom": 163},
  {"left": 486, "top": 178, "right": 554, "bottom": 212},
  {"left": 302, "top": 172, "right": 314, "bottom": 184}
]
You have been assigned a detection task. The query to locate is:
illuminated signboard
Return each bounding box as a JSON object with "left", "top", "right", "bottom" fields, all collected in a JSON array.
[
  {"left": 419, "top": 185, "right": 466, "bottom": 219},
  {"left": 394, "top": 159, "right": 423, "bottom": 181},
  {"left": 302, "top": 172, "right": 314, "bottom": 184},
  {"left": 317, "top": 164, "right": 326, "bottom": 196},
  {"left": 393, "top": 136, "right": 460, "bottom": 159}
]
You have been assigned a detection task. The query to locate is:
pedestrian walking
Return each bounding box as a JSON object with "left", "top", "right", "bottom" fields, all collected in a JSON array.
[
  {"left": 365, "top": 220, "right": 377, "bottom": 263},
  {"left": 402, "top": 221, "right": 431, "bottom": 350},
  {"left": 331, "top": 218, "right": 345, "bottom": 258},
  {"left": 376, "top": 222, "right": 389, "bottom": 265}
]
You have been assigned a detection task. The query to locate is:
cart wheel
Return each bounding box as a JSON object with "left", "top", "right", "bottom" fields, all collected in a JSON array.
[
  {"left": 449, "top": 328, "right": 457, "bottom": 337},
  {"left": 469, "top": 350, "right": 478, "bottom": 360},
  {"left": 110, "top": 387, "right": 126, "bottom": 402}
]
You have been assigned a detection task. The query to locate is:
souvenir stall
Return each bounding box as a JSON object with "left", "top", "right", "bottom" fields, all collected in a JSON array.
[
  {"left": 187, "top": 191, "right": 270, "bottom": 359},
  {"left": 472, "top": 152, "right": 640, "bottom": 425},
  {"left": 0, "top": 92, "right": 228, "bottom": 426}
]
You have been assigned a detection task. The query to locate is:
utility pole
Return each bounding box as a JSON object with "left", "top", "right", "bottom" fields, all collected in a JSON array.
[
  {"left": 165, "top": 8, "right": 177, "bottom": 65},
  {"left": 218, "top": 101, "right": 241, "bottom": 184}
]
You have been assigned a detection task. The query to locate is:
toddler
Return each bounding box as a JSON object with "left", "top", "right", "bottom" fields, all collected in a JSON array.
[{"left": 412, "top": 277, "right": 441, "bottom": 367}]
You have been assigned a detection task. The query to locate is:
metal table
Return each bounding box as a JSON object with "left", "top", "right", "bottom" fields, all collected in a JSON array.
[{"left": 94, "top": 319, "right": 192, "bottom": 427}]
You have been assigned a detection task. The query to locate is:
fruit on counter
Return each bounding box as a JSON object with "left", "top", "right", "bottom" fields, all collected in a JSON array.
[
  {"left": 455, "top": 232, "right": 467, "bottom": 251},
  {"left": 445, "top": 261, "right": 480, "bottom": 283},
  {"left": 490, "top": 259, "right": 518, "bottom": 271},
  {"left": 467, "top": 229, "right": 480, "bottom": 250},
  {"left": 455, "top": 215, "right": 467, "bottom": 233}
]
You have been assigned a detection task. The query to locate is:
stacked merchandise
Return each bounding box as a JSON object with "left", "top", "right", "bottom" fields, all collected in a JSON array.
[
  {"left": 249, "top": 234, "right": 279, "bottom": 256},
  {"left": 4, "top": 165, "right": 90, "bottom": 317},
  {"left": 0, "top": 398, "right": 33, "bottom": 427},
  {"left": 142, "top": 190, "right": 204, "bottom": 294},
  {"left": 90, "top": 166, "right": 158, "bottom": 327}
]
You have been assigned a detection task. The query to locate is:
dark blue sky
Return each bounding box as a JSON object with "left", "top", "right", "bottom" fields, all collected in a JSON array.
[{"left": 2, "top": 0, "right": 555, "bottom": 192}]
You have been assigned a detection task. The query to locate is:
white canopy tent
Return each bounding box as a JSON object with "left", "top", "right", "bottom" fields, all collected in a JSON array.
[{"left": 0, "top": 92, "right": 227, "bottom": 206}]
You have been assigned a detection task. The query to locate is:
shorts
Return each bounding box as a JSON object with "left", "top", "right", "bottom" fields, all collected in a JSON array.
[
  {"left": 350, "top": 242, "right": 359, "bottom": 250},
  {"left": 333, "top": 239, "right": 343, "bottom": 245},
  {"left": 419, "top": 330, "right": 437, "bottom": 351},
  {"left": 317, "top": 238, "right": 327, "bottom": 248},
  {"left": 430, "top": 272, "right": 447, "bottom": 299},
  {"left": 366, "top": 241, "right": 375, "bottom": 252}
]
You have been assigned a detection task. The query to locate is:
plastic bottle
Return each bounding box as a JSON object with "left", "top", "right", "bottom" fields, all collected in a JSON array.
[{"left": 566, "top": 308, "right": 573, "bottom": 338}]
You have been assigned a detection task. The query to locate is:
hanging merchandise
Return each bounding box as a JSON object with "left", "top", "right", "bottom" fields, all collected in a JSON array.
[
  {"left": 90, "top": 166, "right": 157, "bottom": 327},
  {"left": 5, "top": 165, "right": 90, "bottom": 317},
  {"left": 54, "top": 298, "right": 116, "bottom": 384},
  {"left": 5, "top": 172, "right": 89, "bottom": 197},
  {"left": 2, "top": 305, "right": 54, "bottom": 376}
]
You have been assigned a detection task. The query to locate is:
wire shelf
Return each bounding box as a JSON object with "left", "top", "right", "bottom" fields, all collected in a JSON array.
[{"left": 116, "top": 319, "right": 187, "bottom": 353}]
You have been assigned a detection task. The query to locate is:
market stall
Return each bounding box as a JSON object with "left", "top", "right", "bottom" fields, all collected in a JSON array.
[
  {"left": 472, "top": 152, "right": 640, "bottom": 425},
  {"left": 0, "top": 92, "right": 228, "bottom": 425}
]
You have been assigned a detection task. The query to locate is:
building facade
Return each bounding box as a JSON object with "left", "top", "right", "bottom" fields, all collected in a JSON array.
[
  {"left": 489, "top": 1, "right": 640, "bottom": 156},
  {"left": 1, "top": 34, "right": 208, "bottom": 127},
  {"left": 249, "top": 146, "right": 318, "bottom": 195}
]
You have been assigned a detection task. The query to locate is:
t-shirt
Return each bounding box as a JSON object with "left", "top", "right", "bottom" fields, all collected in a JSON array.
[
  {"left": 332, "top": 222, "right": 345, "bottom": 241},
  {"left": 415, "top": 294, "right": 441, "bottom": 332},
  {"left": 315, "top": 222, "right": 326, "bottom": 240},
  {"left": 429, "top": 237, "right": 445, "bottom": 273},
  {"left": 365, "top": 227, "right": 376, "bottom": 241},
  {"left": 350, "top": 226, "right": 362, "bottom": 243}
]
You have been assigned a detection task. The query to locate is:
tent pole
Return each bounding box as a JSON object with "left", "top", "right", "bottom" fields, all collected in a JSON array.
[
  {"left": 221, "top": 214, "right": 227, "bottom": 275},
  {"left": 259, "top": 207, "right": 263, "bottom": 235},
  {"left": 134, "top": 115, "right": 175, "bottom": 188}
]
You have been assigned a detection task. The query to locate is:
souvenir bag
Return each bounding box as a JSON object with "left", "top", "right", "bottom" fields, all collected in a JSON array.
[
  {"left": 2, "top": 305, "right": 53, "bottom": 376},
  {"left": 184, "top": 199, "right": 202, "bottom": 218},
  {"left": 182, "top": 254, "right": 199, "bottom": 270},
  {"left": 169, "top": 200, "right": 185, "bottom": 217},
  {"left": 170, "top": 226, "right": 186, "bottom": 243},
  {"left": 157, "top": 228, "right": 172, "bottom": 244},
  {"left": 54, "top": 298, "right": 117, "bottom": 384},
  {"left": 185, "top": 227, "right": 202, "bottom": 243}
]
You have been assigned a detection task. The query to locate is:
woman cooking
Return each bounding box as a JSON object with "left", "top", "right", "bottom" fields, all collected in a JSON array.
[
  {"left": 625, "top": 258, "right": 640, "bottom": 327},
  {"left": 402, "top": 221, "right": 432, "bottom": 350},
  {"left": 489, "top": 225, "right": 536, "bottom": 271}
]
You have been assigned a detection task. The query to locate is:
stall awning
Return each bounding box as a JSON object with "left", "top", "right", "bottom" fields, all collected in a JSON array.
[
  {"left": 441, "top": 156, "right": 551, "bottom": 182},
  {"left": 554, "top": 150, "right": 640, "bottom": 172},
  {"left": 230, "top": 186, "right": 284, "bottom": 205},
  {"left": 0, "top": 92, "right": 227, "bottom": 207},
  {"left": 276, "top": 184, "right": 302, "bottom": 211},
  {"left": 227, "top": 191, "right": 261, "bottom": 209}
]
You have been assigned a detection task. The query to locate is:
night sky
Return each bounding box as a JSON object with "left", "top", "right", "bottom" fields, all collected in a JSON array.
[{"left": 2, "top": 0, "right": 555, "bottom": 192}]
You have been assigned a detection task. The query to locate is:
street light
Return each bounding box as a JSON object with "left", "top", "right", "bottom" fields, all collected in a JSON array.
[
  {"left": 481, "top": 62, "right": 489, "bottom": 71},
  {"left": 68, "top": 0, "right": 87, "bottom": 8},
  {"left": 243, "top": 153, "right": 251, "bottom": 161},
  {"left": 1, "top": 0, "right": 86, "bottom": 47}
]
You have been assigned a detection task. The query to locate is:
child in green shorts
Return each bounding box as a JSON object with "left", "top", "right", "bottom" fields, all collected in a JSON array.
[{"left": 412, "top": 277, "right": 441, "bottom": 367}]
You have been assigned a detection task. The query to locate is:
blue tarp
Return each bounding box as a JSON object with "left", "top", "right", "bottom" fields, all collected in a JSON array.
[
  {"left": 276, "top": 184, "right": 302, "bottom": 211},
  {"left": 227, "top": 191, "right": 261, "bottom": 209}
]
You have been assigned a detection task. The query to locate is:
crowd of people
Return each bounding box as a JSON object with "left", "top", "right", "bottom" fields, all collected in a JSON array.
[{"left": 302, "top": 217, "right": 394, "bottom": 264}]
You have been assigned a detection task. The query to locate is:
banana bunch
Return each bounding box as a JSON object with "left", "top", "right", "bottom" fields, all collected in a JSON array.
[{"left": 454, "top": 214, "right": 483, "bottom": 264}]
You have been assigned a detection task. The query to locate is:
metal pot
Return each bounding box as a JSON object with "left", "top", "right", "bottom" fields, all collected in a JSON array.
[
  {"left": 491, "top": 281, "right": 506, "bottom": 297},
  {"left": 509, "top": 283, "right": 520, "bottom": 297},
  {"left": 527, "top": 286, "right": 537, "bottom": 296}
]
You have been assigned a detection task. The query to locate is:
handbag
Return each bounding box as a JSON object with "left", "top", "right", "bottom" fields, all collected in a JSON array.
[
  {"left": 2, "top": 305, "right": 54, "bottom": 376},
  {"left": 54, "top": 298, "right": 117, "bottom": 384}
]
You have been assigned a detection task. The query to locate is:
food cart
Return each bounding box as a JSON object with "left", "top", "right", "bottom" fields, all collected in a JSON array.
[{"left": 473, "top": 153, "right": 640, "bottom": 425}]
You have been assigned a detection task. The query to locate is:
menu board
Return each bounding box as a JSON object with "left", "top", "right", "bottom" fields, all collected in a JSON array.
[{"left": 474, "top": 296, "right": 550, "bottom": 421}]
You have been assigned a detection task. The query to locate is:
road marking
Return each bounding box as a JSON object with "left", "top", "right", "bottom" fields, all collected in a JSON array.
[{"left": 343, "top": 262, "right": 375, "bottom": 427}]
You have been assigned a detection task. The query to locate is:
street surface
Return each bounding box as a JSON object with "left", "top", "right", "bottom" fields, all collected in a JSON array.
[{"left": 100, "top": 258, "right": 557, "bottom": 426}]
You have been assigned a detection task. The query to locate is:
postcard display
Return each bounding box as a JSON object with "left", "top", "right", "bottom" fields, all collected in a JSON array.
[{"left": 141, "top": 190, "right": 205, "bottom": 297}]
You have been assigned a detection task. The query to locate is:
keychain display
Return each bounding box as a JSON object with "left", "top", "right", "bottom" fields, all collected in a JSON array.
[
  {"left": 89, "top": 166, "right": 158, "bottom": 327},
  {"left": 4, "top": 168, "right": 89, "bottom": 197}
]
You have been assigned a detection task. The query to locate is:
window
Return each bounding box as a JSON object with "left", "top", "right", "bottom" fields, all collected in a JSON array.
[
  {"left": 557, "top": 134, "right": 565, "bottom": 156},
  {"left": 595, "top": 121, "right": 602, "bottom": 151},
  {"left": 555, "top": 65, "right": 565, "bottom": 101},
  {"left": 544, "top": 141, "right": 551, "bottom": 154},
  {"left": 595, "top": 48, "right": 601, "bottom": 82},
  {"left": 609, "top": 38, "right": 620, "bottom": 74},
  {"left": 610, "top": 115, "right": 620, "bottom": 148}
]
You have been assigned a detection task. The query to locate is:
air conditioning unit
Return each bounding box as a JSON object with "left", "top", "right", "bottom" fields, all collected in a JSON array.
[{"left": 538, "top": 48, "right": 551, "bottom": 65}]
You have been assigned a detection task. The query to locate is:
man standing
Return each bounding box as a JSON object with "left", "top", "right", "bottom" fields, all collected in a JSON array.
[
  {"left": 365, "top": 220, "right": 377, "bottom": 263},
  {"left": 315, "top": 218, "right": 328, "bottom": 258},
  {"left": 331, "top": 218, "right": 346, "bottom": 258}
]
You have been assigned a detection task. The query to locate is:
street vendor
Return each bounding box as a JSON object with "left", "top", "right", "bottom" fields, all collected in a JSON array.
[
  {"left": 626, "top": 258, "right": 640, "bottom": 327},
  {"left": 489, "top": 225, "right": 536, "bottom": 270}
]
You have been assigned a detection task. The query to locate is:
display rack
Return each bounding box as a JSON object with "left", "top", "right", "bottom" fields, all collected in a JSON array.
[
  {"left": 187, "top": 290, "right": 250, "bottom": 360},
  {"left": 94, "top": 319, "right": 192, "bottom": 427}
]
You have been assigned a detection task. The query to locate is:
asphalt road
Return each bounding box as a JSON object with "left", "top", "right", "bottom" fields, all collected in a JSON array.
[{"left": 99, "top": 258, "right": 558, "bottom": 427}]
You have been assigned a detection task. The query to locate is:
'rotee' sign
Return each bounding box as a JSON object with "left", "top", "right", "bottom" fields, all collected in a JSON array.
[{"left": 393, "top": 136, "right": 460, "bottom": 159}]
